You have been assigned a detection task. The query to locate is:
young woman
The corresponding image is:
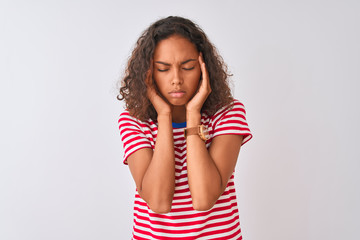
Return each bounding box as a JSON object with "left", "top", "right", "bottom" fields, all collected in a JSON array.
[{"left": 117, "top": 16, "right": 252, "bottom": 240}]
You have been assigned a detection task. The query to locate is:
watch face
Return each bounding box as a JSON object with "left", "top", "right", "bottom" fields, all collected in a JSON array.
[{"left": 199, "top": 125, "right": 210, "bottom": 141}]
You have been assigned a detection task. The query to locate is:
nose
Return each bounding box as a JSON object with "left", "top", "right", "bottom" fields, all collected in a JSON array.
[{"left": 171, "top": 69, "right": 183, "bottom": 86}]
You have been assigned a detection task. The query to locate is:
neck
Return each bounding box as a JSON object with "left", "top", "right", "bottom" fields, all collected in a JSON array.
[{"left": 171, "top": 105, "right": 186, "bottom": 123}]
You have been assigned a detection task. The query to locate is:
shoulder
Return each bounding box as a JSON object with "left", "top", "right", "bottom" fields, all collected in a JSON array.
[
  {"left": 118, "top": 109, "right": 156, "bottom": 131},
  {"left": 118, "top": 110, "right": 137, "bottom": 127},
  {"left": 209, "top": 99, "right": 252, "bottom": 144},
  {"left": 119, "top": 109, "right": 144, "bottom": 125},
  {"left": 211, "top": 99, "right": 246, "bottom": 122},
  {"left": 118, "top": 109, "right": 131, "bottom": 122}
]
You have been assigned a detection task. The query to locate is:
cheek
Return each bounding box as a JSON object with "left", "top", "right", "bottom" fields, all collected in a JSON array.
[{"left": 153, "top": 75, "right": 167, "bottom": 95}]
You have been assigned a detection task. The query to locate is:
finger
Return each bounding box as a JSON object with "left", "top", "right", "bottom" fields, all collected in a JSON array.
[{"left": 198, "top": 53, "right": 210, "bottom": 89}]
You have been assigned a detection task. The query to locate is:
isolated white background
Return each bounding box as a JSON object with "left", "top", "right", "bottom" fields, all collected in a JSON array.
[{"left": 1, "top": 0, "right": 359, "bottom": 239}]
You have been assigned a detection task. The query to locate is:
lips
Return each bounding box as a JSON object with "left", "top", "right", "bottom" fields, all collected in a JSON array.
[{"left": 169, "top": 90, "right": 186, "bottom": 98}]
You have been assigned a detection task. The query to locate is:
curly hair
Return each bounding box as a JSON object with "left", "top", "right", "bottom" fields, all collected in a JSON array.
[{"left": 117, "top": 16, "right": 233, "bottom": 121}]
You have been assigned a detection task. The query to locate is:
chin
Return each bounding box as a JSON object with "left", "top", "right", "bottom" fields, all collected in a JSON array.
[{"left": 168, "top": 99, "right": 188, "bottom": 107}]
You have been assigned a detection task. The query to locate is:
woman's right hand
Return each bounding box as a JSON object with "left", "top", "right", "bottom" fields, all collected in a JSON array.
[{"left": 146, "top": 63, "right": 172, "bottom": 116}]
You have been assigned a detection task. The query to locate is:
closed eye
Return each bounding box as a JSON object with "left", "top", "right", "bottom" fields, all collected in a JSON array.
[
  {"left": 157, "top": 69, "right": 169, "bottom": 72},
  {"left": 183, "top": 67, "right": 195, "bottom": 71}
]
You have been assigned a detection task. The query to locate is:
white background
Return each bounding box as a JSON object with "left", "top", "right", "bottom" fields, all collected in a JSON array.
[{"left": 1, "top": 0, "right": 359, "bottom": 239}]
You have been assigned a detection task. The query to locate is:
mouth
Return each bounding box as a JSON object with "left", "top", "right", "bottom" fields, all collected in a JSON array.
[{"left": 169, "top": 90, "right": 186, "bottom": 98}]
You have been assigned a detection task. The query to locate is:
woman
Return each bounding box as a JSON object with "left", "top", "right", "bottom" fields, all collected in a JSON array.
[{"left": 118, "top": 16, "right": 252, "bottom": 239}]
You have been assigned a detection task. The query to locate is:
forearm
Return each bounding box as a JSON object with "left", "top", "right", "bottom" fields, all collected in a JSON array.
[
  {"left": 141, "top": 114, "right": 175, "bottom": 211},
  {"left": 186, "top": 112, "right": 223, "bottom": 210}
]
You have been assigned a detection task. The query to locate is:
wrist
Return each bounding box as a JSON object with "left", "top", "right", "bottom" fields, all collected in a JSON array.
[
  {"left": 157, "top": 113, "right": 172, "bottom": 123},
  {"left": 184, "top": 125, "right": 210, "bottom": 141},
  {"left": 186, "top": 111, "right": 201, "bottom": 127}
]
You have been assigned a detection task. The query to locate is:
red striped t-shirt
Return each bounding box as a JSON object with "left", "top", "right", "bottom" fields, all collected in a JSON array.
[{"left": 118, "top": 99, "right": 252, "bottom": 239}]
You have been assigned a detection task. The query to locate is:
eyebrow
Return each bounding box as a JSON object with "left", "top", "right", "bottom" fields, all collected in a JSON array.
[{"left": 155, "top": 59, "right": 197, "bottom": 66}]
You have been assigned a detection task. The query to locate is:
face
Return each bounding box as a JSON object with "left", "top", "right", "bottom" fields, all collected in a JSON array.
[{"left": 152, "top": 35, "right": 201, "bottom": 107}]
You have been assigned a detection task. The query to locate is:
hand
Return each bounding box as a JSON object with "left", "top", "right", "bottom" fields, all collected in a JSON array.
[
  {"left": 186, "top": 53, "right": 212, "bottom": 113},
  {"left": 145, "top": 62, "right": 172, "bottom": 116}
]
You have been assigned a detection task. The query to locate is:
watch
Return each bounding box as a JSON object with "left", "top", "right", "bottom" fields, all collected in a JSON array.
[{"left": 184, "top": 125, "right": 210, "bottom": 141}]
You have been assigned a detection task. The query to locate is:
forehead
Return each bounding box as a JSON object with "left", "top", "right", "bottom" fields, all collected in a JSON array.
[{"left": 153, "top": 35, "right": 198, "bottom": 61}]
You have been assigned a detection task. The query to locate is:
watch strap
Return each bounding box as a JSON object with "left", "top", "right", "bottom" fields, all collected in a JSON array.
[
  {"left": 184, "top": 125, "right": 209, "bottom": 141},
  {"left": 184, "top": 126, "right": 199, "bottom": 138}
]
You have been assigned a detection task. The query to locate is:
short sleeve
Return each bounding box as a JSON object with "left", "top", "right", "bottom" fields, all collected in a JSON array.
[
  {"left": 212, "top": 100, "right": 253, "bottom": 145},
  {"left": 118, "top": 111, "right": 152, "bottom": 165}
]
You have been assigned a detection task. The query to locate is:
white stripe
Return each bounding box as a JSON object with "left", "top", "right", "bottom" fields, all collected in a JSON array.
[{"left": 213, "top": 130, "right": 251, "bottom": 136}]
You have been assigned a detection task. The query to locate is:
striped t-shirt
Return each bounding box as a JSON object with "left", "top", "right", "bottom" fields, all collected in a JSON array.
[{"left": 118, "top": 99, "right": 252, "bottom": 239}]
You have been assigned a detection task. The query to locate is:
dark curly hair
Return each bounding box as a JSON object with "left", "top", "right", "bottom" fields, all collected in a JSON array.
[{"left": 117, "top": 16, "right": 233, "bottom": 121}]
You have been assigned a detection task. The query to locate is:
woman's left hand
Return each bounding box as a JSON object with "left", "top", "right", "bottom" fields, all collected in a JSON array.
[{"left": 186, "top": 53, "right": 212, "bottom": 114}]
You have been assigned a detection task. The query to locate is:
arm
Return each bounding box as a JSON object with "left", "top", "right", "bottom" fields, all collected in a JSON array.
[
  {"left": 127, "top": 68, "right": 175, "bottom": 214},
  {"left": 186, "top": 113, "right": 243, "bottom": 211},
  {"left": 127, "top": 114, "right": 175, "bottom": 213},
  {"left": 185, "top": 54, "right": 243, "bottom": 211}
]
